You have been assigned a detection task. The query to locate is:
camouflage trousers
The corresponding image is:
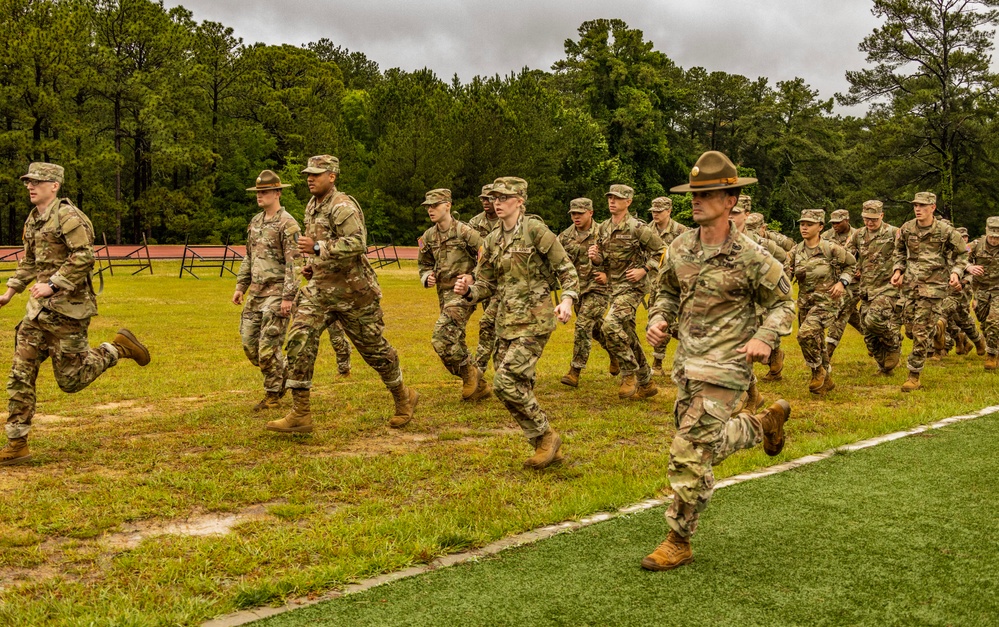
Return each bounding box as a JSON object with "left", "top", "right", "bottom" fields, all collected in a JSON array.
[
  {"left": 900, "top": 296, "right": 945, "bottom": 373},
  {"left": 666, "top": 376, "right": 764, "bottom": 538},
  {"left": 942, "top": 292, "right": 981, "bottom": 348},
  {"left": 493, "top": 334, "right": 551, "bottom": 441},
  {"left": 473, "top": 297, "right": 498, "bottom": 372},
  {"left": 826, "top": 289, "right": 862, "bottom": 347},
  {"left": 797, "top": 293, "right": 839, "bottom": 369},
  {"left": 570, "top": 291, "right": 610, "bottom": 369},
  {"left": 432, "top": 293, "right": 475, "bottom": 377},
  {"left": 601, "top": 289, "right": 652, "bottom": 385},
  {"left": 6, "top": 310, "right": 118, "bottom": 440},
  {"left": 284, "top": 292, "right": 401, "bottom": 390},
  {"left": 240, "top": 296, "right": 290, "bottom": 393},
  {"left": 975, "top": 291, "right": 999, "bottom": 354},
  {"left": 326, "top": 321, "right": 352, "bottom": 375},
  {"left": 860, "top": 291, "right": 901, "bottom": 365}
]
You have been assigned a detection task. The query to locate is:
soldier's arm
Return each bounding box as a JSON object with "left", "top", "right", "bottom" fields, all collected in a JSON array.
[
  {"left": 589, "top": 223, "right": 605, "bottom": 265},
  {"left": 317, "top": 204, "right": 366, "bottom": 261},
  {"left": 281, "top": 220, "right": 302, "bottom": 301},
  {"left": 7, "top": 224, "right": 36, "bottom": 294},
  {"left": 892, "top": 226, "right": 908, "bottom": 274},
  {"left": 948, "top": 229, "right": 970, "bottom": 278},
  {"left": 640, "top": 226, "right": 665, "bottom": 274},
  {"left": 235, "top": 224, "right": 253, "bottom": 294},
  {"left": 754, "top": 257, "right": 795, "bottom": 347},
  {"left": 417, "top": 232, "right": 436, "bottom": 287},
  {"left": 836, "top": 244, "right": 857, "bottom": 285},
  {"left": 541, "top": 232, "right": 579, "bottom": 303},
  {"left": 648, "top": 255, "right": 680, "bottom": 329},
  {"left": 50, "top": 209, "right": 94, "bottom": 291},
  {"left": 466, "top": 242, "right": 496, "bottom": 303}
]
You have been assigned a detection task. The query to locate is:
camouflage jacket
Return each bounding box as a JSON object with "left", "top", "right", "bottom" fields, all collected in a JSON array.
[
  {"left": 893, "top": 218, "right": 969, "bottom": 299},
  {"left": 650, "top": 223, "right": 794, "bottom": 390},
  {"left": 558, "top": 222, "right": 607, "bottom": 297},
  {"left": 466, "top": 214, "right": 579, "bottom": 339},
  {"left": 821, "top": 226, "right": 856, "bottom": 247},
  {"left": 418, "top": 220, "right": 482, "bottom": 294},
  {"left": 592, "top": 214, "right": 663, "bottom": 294},
  {"left": 468, "top": 211, "right": 500, "bottom": 239},
  {"left": 303, "top": 187, "right": 381, "bottom": 308},
  {"left": 969, "top": 237, "right": 999, "bottom": 293},
  {"left": 7, "top": 197, "right": 97, "bottom": 320},
  {"left": 655, "top": 219, "right": 689, "bottom": 248},
  {"left": 746, "top": 230, "right": 789, "bottom": 265},
  {"left": 766, "top": 230, "right": 795, "bottom": 252},
  {"left": 235, "top": 208, "right": 301, "bottom": 302},
  {"left": 787, "top": 239, "right": 857, "bottom": 299},
  {"left": 847, "top": 222, "right": 898, "bottom": 300}
]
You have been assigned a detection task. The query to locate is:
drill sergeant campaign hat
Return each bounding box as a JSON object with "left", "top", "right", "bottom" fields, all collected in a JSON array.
[
  {"left": 799, "top": 209, "right": 826, "bottom": 224},
  {"left": 911, "top": 191, "right": 937, "bottom": 205},
  {"left": 606, "top": 184, "right": 634, "bottom": 199},
  {"left": 479, "top": 184, "right": 493, "bottom": 199},
  {"left": 830, "top": 209, "right": 850, "bottom": 222},
  {"left": 300, "top": 155, "right": 340, "bottom": 175},
  {"left": 489, "top": 177, "right": 528, "bottom": 199},
  {"left": 671, "top": 151, "right": 757, "bottom": 193},
  {"left": 421, "top": 188, "right": 452, "bottom": 206},
  {"left": 246, "top": 170, "right": 292, "bottom": 192},
  {"left": 650, "top": 196, "right": 672, "bottom": 212},
  {"left": 987, "top": 216, "right": 999, "bottom": 236},
  {"left": 20, "top": 162, "right": 64, "bottom": 184},
  {"left": 861, "top": 200, "right": 884, "bottom": 218},
  {"left": 569, "top": 198, "right": 593, "bottom": 213}
]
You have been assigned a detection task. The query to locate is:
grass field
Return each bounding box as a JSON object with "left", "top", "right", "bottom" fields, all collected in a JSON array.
[{"left": 0, "top": 260, "right": 996, "bottom": 625}]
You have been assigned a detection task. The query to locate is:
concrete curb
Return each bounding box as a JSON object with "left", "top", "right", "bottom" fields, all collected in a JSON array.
[{"left": 203, "top": 404, "right": 999, "bottom": 626}]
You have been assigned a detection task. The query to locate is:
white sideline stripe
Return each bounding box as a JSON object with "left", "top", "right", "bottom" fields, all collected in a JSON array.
[{"left": 203, "top": 404, "right": 999, "bottom": 627}]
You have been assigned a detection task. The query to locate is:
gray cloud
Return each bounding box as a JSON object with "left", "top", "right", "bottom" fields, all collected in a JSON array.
[{"left": 166, "top": 0, "right": 882, "bottom": 113}]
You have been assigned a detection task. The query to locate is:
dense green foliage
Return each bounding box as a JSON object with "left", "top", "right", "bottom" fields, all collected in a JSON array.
[{"left": 1, "top": 1, "right": 998, "bottom": 245}]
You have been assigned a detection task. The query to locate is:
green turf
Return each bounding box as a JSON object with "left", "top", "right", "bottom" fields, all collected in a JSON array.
[{"left": 256, "top": 413, "right": 999, "bottom": 627}]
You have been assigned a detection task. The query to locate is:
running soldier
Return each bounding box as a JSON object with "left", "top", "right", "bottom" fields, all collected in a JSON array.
[
  {"left": 968, "top": 216, "right": 999, "bottom": 370},
  {"left": 468, "top": 184, "right": 500, "bottom": 373},
  {"left": 940, "top": 227, "right": 984, "bottom": 358},
  {"left": 822, "top": 209, "right": 862, "bottom": 361},
  {"left": 648, "top": 196, "right": 688, "bottom": 375}
]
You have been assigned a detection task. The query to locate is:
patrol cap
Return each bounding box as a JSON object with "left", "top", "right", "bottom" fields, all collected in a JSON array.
[
  {"left": 246, "top": 169, "right": 291, "bottom": 192},
  {"left": 745, "top": 212, "right": 765, "bottom": 229},
  {"left": 20, "top": 162, "right": 64, "bottom": 184},
  {"left": 671, "top": 150, "right": 757, "bottom": 193},
  {"left": 421, "top": 188, "right": 451, "bottom": 206},
  {"left": 607, "top": 184, "right": 634, "bottom": 199},
  {"left": 730, "top": 200, "right": 746, "bottom": 215},
  {"left": 569, "top": 198, "right": 593, "bottom": 213},
  {"left": 301, "top": 155, "right": 340, "bottom": 175},
  {"left": 986, "top": 216, "right": 999, "bottom": 235},
  {"left": 490, "top": 176, "right": 527, "bottom": 199},
  {"left": 650, "top": 197, "right": 672, "bottom": 212},
  {"left": 830, "top": 209, "right": 850, "bottom": 222},
  {"left": 956, "top": 226, "right": 969, "bottom": 237},
  {"left": 479, "top": 184, "right": 493, "bottom": 199},
  {"left": 798, "top": 209, "right": 825, "bottom": 224},
  {"left": 911, "top": 191, "right": 936, "bottom": 205},
  {"left": 737, "top": 194, "right": 752, "bottom": 212},
  {"left": 861, "top": 200, "right": 884, "bottom": 217}
]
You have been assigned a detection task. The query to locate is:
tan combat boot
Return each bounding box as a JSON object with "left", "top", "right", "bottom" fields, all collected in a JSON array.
[
  {"left": 111, "top": 329, "right": 151, "bottom": 366},
  {"left": 974, "top": 336, "right": 988, "bottom": 356},
  {"left": 762, "top": 348, "right": 785, "bottom": 382},
  {"left": 641, "top": 530, "right": 693, "bottom": 571},
  {"left": 523, "top": 428, "right": 562, "bottom": 469},
  {"left": 618, "top": 373, "right": 638, "bottom": 399},
  {"left": 253, "top": 391, "right": 283, "bottom": 412},
  {"left": 560, "top": 366, "right": 581, "bottom": 388},
  {"left": 652, "top": 357, "right": 664, "bottom": 376},
  {"left": 608, "top": 355, "right": 621, "bottom": 376},
  {"left": 883, "top": 350, "right": 901, "bottom": 373},
  {"left": 818, "top": 370, "right": 836, "bottom": 394},
  {"left": 0, "top": 437, "right": 30, "bottom": 466},
  {"left": 901, "top": 371, "right": 921, "bottom": 392},
  {"left": 758, "top": 399, "right": 791, "bottom": 457},
  {"left": 266, "top": 389, "right": 313, "bottom": 433},
  {"left": 985, "top": 354, "right": 998, "bottom": 372},
  {"left": 955, "top": 332, "right": 969, "bottom": 355},
  {"left": 468, "top": 376, "right": 492, "bottom": 401},
  {"left": 738, "top": 379, "right": 763, "bottom": 414},
  {"left": 808, "top": 367, "right": 827, "bottom": 394},
  {"left": 634, "top": 379, "right": 658, "bottom": 399},
  {"left": 389, "top": 384, "right": 418, "bottom": 428},
  {"left": 460, "top": 363, "right": 481, "bottom": 400},
  {"left": 933, "top": 319, "right": 947, "bottom": 352}
]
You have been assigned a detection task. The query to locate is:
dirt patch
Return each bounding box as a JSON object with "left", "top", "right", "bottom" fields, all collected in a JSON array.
[
  {"left": 32, "top": 413, "right": 76, "bottom": 425},
  {"left": 103, "top": 501, "right": 283, "bottom": 550}
]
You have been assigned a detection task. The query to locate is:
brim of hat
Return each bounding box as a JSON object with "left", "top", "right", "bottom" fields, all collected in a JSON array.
[
  {"left": 606, "top": 192, "right": 632, "bottom": 199},
  {"left": 422, "top": 200, "right": 450, "bottom": 206},
  {"left": 489, "top": 187, "right": 522, "bottom": 196},
  {"left": 861, "top": 211, "right": 883, "bottom": 218},
  {"left": 300, "top": 167, "right": 329, "bottom": 174},
  {"left": 910, "top": 201, "right": 935, "bottom": 205},
  {"left": 19, "top": 174, "right": 53, "bottom": 181},
  {"left": 478, "top": 194, "right": 492, "bottom": 199},
  {"left": 670, "top": 177, "right": 757, "bottom": 193},
  {"left": 730, "top": 209, "right": 745, "bottom": 214},
  {"left": 987, "top": 229, "right": 999, "bottom": 235},
  {"left": 798, "top": 219, "right": 823, "bottom": 224},
  {"left": 568, "top": 208, "right": 588, "bottom": 213},
  {"left": 246, "top": 184, "right": 292, "bottom": 191}
]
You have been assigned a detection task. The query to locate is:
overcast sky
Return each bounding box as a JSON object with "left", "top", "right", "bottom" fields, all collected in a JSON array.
[{"left": 165, "top": 0, "right": 887, "bottom": 114}]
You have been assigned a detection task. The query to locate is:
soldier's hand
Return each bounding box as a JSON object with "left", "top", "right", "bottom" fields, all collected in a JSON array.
[
  {"left": 594, "top": 272, "right": 607, "bottom": 285},
  {"left": 30, "top": 282, "right": 54, "bottom": 299},
  {"left": 737, "top": 338, "right": 772, "bottom": 364},
  {"left": 829, "top": 282, "right": 845, "bottom": 299},
  {"left": 968, "top": 264, "right": 985, "bottom": 277},
  {"left": 297, "top": 236, "right": 316, "bottom": 255},
  {"left": 890, "top": 270, "right": 903, "bottom": 287},
  {"left": 625, "top": 268, "right": 647, "bottom": 283},
  {"left": 459, "top": 273, "right": 474, "bottom": 285},
  {"left": 454, "top": 275, "right": 470, "bottom": 296},
  {"left": 949, "top": 272, "right": 962, "bottom": 289},
  {"left": 426, "top": 272, "right": 436, "bottom": 287},
  {"left": 302, "top": 265, "right": 314, "bottom": 280},
  {"left": 587, "top": 244, "right": 600, "bottom": 261},
  {"left": 554, "top": 297, "right": 573, "bottom": 323},
  {"left": 647, "top": 321, "right": 670, "bottom": 346},
  {"left": 280, "top": 300, "right": 293, "bottom": 316},
  {"left": 232, "top": 290, "right": 244, "bottom": 305}
]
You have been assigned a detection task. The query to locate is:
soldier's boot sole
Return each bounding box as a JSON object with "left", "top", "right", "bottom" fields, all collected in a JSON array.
[
  {"left": 0, "top": 452, "right": 31, "bottom": 466},
  {"left": 266, "top": 421, "right": 314, "bottom": 434}
]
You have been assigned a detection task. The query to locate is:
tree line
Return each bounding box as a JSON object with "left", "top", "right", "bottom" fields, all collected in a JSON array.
[{"left": 2, "top": 0, "right": 998, "bottom": 246}]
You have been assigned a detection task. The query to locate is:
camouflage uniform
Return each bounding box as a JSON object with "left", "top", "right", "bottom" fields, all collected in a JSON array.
[
  {"left": 765, "top": 229, "right": 795, "bottom": 253},
  {"left": 235, "top": 207, "right": 301, "bottom": 393},
  {"left": 464, "top": 208, "right": 579, "bottom": 441},
  {"left": 788, "top": 222, "right": 857, "bottom": 371},
  {"left": 649, "top": 197, "right": 689, "bottom": 365},
  {"left": 651, "top": 222, "right": 794, "bottom": 538},
  {"left": 970, "top": 224, "right": 999, "bottom": 357},
  {"left": 894, "top": 210, "right": 969, "bottom": 374},
  {"left": 326, "top": 322, "right": 351, "bottom": 375},
  {"left": 846, "top": 210, "right": 901, "bottom": 369},
  {"left": 558, "top": 203, "right": 610, "bottom": 371},
  {"left": 5, "top": 170, "right": 122, "bottom": 442},
  {"left": 941, "top": 275, "right": 981, "bottom": 351},
  {"left": 418, "top": 200, "right": 483, "bottom": 377},
  {"left": 822, "top": 212, "right": 863, "bottom": 350},
  {"left": 593, "top": 204, "right": 664, "bottom": 387},
  {"left": 468, "top": 202, "right": 501, "bottom": 371}
]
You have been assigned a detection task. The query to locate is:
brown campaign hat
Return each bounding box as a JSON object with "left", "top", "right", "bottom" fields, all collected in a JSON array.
[
  {"left": 987, "top": 216, "right": 999, "bottom": 235},
  {"left": 670, "top": 151, "right": 757, "bottom": 193},
  {"left": 489, "top": 177, "right": 528, "bottom": 198},
  {"left": 606, "top": 184, "right": 634, "bottom": 199},
  {"left": 911, "top": 191, "right": 936, "bottom": 205},
  {"left": 301, "top": 155, "right": 340, "bottom": 175},
  {"left": 650, "top": 196, "right": 672, "bottom": 212},
  {"left": 421, "top": 188, "right": 452, "bottom": 206},
  {"left": 569, "top": 198, "right": 593, "bottom": 213},
  {"left": 479, "top": 184, "right": 493, "bottom": 199},
  {"left": 799, "top": 209, "right": 825, "bottom": 224},
  {"left": 830, "top": 209, "right": 850, "bottom": 222},
  {"left": 246, "top": 170, "right": 292, "bottom": 192},
  {"left": 861, "top": 200, "right": 884, "bottom": 217},
  {"left": 20, "top": 162, "right": 64, "bottom": 184}
]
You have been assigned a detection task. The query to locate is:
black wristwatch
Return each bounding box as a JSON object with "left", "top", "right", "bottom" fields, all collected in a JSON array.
[
  {"left": 839, "top": 279, "right": 849, "bottom": 288},
  {"left": 313, "top": 243, "right": 321, "bottom": 255},
  {"left": 47, "top": 281, "right": 59, "bottom": 293}
]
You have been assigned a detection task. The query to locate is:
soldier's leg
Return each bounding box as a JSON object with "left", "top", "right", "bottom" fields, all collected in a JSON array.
[
  {"left": 328, "top": 321, "right": 352, "bottom": 375},
  {"left": 431, "top": 297, "right": 474, "bottom": 377},
  {"left": 953, "top": 299, "right": 983, "bottom": 344},
  {"left": 48, "top": 313, "right": 118, "bottom": 395},
  {"left": 907, "top": 297, "right": 944, "bottom": 374},
  {"left": 826, "top": 293, "right": 855, "bottom": 352},
  {"left": 283, "top": 295, "right": 329, "bottom": 390},
  {"left": 474, "top": 297, "right": 498, "bottom": 372},
  {"left": 571, "top": 292, "right": 607, "bottom": 370},
  {"left": 258, "top": 301, "right": 290, "bottom": 394},
  {"left": 797, "top": 303, "right": 825, "bottom": 371},
  {"left": 5, "top": 318, "right": 50, "bottom": 442},
  {"left": 601, "top": 291, "right": 645, "bottom": 379},
  {"left": 240, "top": 304, "right": 263, "bottom": 368},
  {"left": 337, "top": 300, "right": 402, "bottom": 388},
  {"left": 864, "top": 293, "right": 901, "bottom": 368},
  {"left": 492, "top": 334, "right": 551, "bottom": 441},
  {"left": 980, "top": 293, "right": 999, "bottom": 353}
]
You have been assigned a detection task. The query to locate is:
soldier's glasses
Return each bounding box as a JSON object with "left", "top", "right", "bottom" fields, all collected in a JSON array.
[
  {"left": 492, "top": 194, "right": 517, "bottom": 202},
  {"left": 23, "top": 180, "right": 54, "bottom": 187}
]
